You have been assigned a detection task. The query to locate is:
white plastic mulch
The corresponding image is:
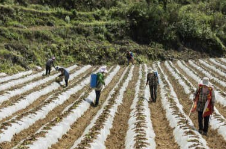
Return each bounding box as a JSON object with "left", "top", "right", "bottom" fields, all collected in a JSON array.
[
  {"left": 209, "top": 58, "right": 226, "bottom": 72},
  {"left": 0, "top": 73, "right": 6, "bottom": 77},
  {"left": 0, "top": 70, "right": 32, "bottom": 83},
  {"left": 189, "top": 60, "right": 226, "bottom": 88},
  {"left": 0, "top": 70, "right": 45, "bottom": 91},
  {"left": 164, "top": 61, "right": 190, "bottom": 94},
  {"left": 199, "top": 59, "right": 225, "bottom": 77}
]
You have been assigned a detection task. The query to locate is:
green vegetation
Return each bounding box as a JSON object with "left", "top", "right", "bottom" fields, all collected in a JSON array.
[{"left": 0, "top": 0, "right": 226, "bottom": 73}]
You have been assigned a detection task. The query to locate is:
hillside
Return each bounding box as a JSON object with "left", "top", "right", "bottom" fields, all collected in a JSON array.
[
  {"left": 0, "top": 0, "right": 226, "bottom": 74},
  {"left": 0, "top": 58, "right": 226, "bottom": 149}
]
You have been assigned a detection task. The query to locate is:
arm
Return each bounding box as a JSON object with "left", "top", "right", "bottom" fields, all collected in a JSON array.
[
  {"left": 52, "top": 61, "right": 55, "bottom": 68},
  {"left": 100, "top": 75, "right": 105, "bottom": 85},
  {"left": 211, "top": 89, "right": 215, "bottom": 111},
  {"left": 97, "top": 73, "right": 105, "bottom": 85},
  {"left": 193, "top": 88, "right": 199, "bottom": 101},
  {"left": 58, "top": 68, "right": 64, "bottom": 77},
  {"left": 146, "top": 73, "right": 150, "bottom": 85},
  {"left": 58, "top": 73, "right": 63, "bottom": 77}
]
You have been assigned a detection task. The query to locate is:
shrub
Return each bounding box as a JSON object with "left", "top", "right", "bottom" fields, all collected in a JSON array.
[
  {"left": 72, "top": 9, "right": 77, "bottom": 17},
  {"left": 65, "top": 15, "right": 70, "bottom": 23}
]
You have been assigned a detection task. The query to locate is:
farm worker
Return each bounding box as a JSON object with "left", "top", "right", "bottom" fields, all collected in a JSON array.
[
  {"left": 94, "top": 66, "right": 107, "bottom": 107},
  {"left": 192, "top": 77, "right": 215, "bottom": 136},
  {"left": 46, "top": 57, "right": 56, "bottom": 75},
  {"left": 146, "top": 69, "right": 159, "bottom": 102},
  {"left": 126, "top": 50, "right": 134, "bottom": 65},
  {"left": 56, "top": 67, "right": 70, "bottom": 87}
]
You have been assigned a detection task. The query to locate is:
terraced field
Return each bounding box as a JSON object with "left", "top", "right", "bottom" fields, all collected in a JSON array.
[{"left": 0, "top": 58, "right": 226, "bottom": 149}]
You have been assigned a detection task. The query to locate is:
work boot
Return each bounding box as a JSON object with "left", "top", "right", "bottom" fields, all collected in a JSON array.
[
  {"left": 149, "top": 98, "right": 152, "bottom": 103},
  {"left": 203, "top": 132, "right": 207, "bottom": 136},
  {"left": 198, "top": 129, "right": 203, "bottom": 134}
]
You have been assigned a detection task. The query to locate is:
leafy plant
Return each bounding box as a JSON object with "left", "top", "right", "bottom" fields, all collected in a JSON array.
[{"left": 65, "top": 15, "right": 70, "bottom": 23}]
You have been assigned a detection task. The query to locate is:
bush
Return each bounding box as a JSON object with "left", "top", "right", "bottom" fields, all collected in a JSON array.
[
  {"left": 72, "top": 9, "right": 77, "bottom": 17},
  {"left": 65, "top": 15, "right": 70, "bottom": 23}
]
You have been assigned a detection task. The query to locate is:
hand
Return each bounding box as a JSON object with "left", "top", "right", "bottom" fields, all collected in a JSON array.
[{"left": 212, "top": 105, "right": 214, "bottom": 112}]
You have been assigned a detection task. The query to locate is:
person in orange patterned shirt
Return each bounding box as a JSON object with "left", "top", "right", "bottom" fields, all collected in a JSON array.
[{"left": 193, "top": 77, "right": 215, "bottom": 136}]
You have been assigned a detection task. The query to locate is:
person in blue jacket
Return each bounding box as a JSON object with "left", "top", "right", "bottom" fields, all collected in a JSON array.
[{"left": 57, "top": 67, "right": 70, "bottom": 87}]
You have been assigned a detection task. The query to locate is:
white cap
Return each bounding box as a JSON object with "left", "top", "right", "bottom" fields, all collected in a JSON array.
[
  {"left": 99, "top": 66, "right": 108, "bottom": 73},
  {"left": 52, "top": 57, "right": 55, "bottom": 60},
  {"left": 201, "top": 77, "right": 209, "bottom": 86}
]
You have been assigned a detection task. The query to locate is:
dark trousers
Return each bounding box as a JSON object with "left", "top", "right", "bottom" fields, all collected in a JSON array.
[
  {"left": 127, "top": 58, "right": 134, "bottom": 65},
  {"left": 65, "top": 79, "right": 68, "bottom": 87},
  {"left": 149, "top": 85, "right": 157, "bottom": 102},
  {"left": 46, "top": 65, "right": 51, "bottom": 75},
  {"left": 198, "top": 111, "right": 210, "bottom": 133},
  {"left": 95, "top": 90, "right": 101, "bottom": 106}
]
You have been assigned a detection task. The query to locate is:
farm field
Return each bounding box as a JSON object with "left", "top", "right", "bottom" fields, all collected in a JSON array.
[{"left": 0, "top": 58, "right": 226, "bottom": 149}]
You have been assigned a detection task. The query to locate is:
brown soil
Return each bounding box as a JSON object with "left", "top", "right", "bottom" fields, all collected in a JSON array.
[
  {"left": 149, "top": 83, "right": 179, "bottom": 149},
  {"left": 105, "top": 66, "right": 139, "bottom": 149}
]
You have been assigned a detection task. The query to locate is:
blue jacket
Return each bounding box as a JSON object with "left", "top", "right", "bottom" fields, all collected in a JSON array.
[{"left": 59, "top": 68, "right": 69, "bottom": 80}]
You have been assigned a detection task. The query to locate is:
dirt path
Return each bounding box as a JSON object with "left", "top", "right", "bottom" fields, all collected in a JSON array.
[
  {"left": 149, "top": 83, "right": 179, "bottom": 149},
  {"left": 104, "top": 66, "right": 138, "bottom": 149},
  {"left": 0, "top": 67, "right": 95, "bottom": 149},
  {"left": 166, "top": 62, "right": 226, "bottom": 149},
  {"left": 50, "top": 67, "right": 126, "bottom": 149}
]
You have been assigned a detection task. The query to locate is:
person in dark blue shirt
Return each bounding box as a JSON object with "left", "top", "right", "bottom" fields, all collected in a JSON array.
[
  {"left": 126, "top": 50, "right": 134, "bottom": 65},
  {"left": 57, "top": 67, "right": 70, "bottom": 87},
  {"left": 46, "top": 57, "right": 56, "bottom": 75}
]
